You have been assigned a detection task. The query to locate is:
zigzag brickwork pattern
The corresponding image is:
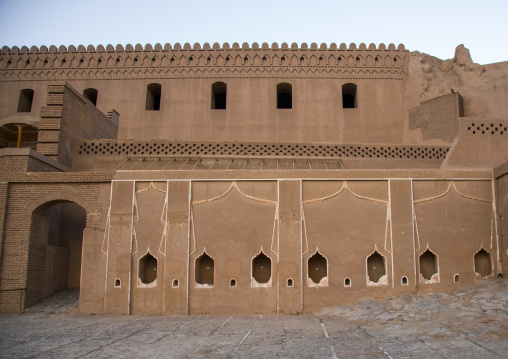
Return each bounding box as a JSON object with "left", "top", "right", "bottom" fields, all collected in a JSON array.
[{"left": 0, "top": 42, "right": 409, "bottom": 82}]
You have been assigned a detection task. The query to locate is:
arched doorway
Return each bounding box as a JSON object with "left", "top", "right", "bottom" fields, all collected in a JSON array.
[{"left": 26, "top": 201, "right": 87, "bottom": 309}]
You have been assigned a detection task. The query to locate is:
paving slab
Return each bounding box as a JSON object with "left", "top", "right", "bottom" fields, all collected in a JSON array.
[{"left": 0, "top": 279, "right": 506, "bottom": 358}]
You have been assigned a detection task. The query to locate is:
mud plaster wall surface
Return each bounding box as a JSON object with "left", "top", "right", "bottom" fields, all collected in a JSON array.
[
  {"left": 98, "top": 178, "right": 497, "bottom": 315},
  {"left": 413, "top": 180, "right": 498, "bottom": 291},
  {"left": 404, "top": 46, "right": 508, "bottom": 145}
]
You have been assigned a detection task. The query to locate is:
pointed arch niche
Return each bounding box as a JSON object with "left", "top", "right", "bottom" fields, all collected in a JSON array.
[
  {"left": 474, "top": 247, "right": 492, "bottom": 278},
  {"left": 307, "top": 250, "right": 328, "bottom": 286},
  {"left": 419, "top": 248, "right": 439, "bottom": 283},
  {"left": 366, "top": 249, "right": 387, "bottom": 286},
  {"left": 138, "top": 251, "right": 157, "bottom": 287},
  {"left": 252, "top": 250, "right": 272, "bottom": 287},
  {"left": 195, "top": 251, "right": 214, "bottom": 287}
]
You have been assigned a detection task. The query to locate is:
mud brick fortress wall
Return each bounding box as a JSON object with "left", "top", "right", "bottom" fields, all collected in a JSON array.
[{"left": 0, "top": 42, "right": 506, "bottom": 314}]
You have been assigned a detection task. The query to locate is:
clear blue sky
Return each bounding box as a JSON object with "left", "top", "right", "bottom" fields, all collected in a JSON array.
[{"left": 0, "top": 0, "right": 506, "bottom": 65}]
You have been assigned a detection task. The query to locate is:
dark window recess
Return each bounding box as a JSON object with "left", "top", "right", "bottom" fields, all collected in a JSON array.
[
  {"left": 308, "top": 251, "right": 327, "bottom": 284},
  {"left": 146, "top": 83, "right": 162, "bottom": 110},
  {"left": 17, "top": 89, "right": 34, "bottom": 112},
  {"left": 195, "top": 252, "right": 214, "bottom": 286},
  {"left": 252, "top": 252, "right": 271, "bottom": 284},
  {"left": 367, "top": 251, "right": 386, "bottom": 283},
  {"left": 474, "top": 248, "right": 492, "bottom": 277},
  {"left": 277, "top": 82, "right": 292, "bottom": 109},
  {"left": 83, "top": 88, "right": 98, "bottom": 106},
  {"left": 419, "top": 249, "right": 438, "bottom": 280},
  {"left": 139, "top": 252, "right": 157, "bottom": 285},
  {"left": 342, "top": 83, "right": 357, "bottom": 109},
  {"left": 211, "top": 82, "right": 227, "bottom": 109}
]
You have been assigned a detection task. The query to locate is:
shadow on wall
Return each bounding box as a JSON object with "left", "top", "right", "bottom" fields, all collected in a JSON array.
[{"left": 26, "top": 201, "right": 86, "bottom": 308}]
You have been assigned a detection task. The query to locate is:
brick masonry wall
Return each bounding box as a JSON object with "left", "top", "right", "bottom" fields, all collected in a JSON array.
[
  {"left": 0, "top": 151, "right": 67, "bottom": 184},
  {"left": 36, "top": 83, "right": 117, "bottom": 167},
  {"left": 0, "top": 181, "right": 109, "bottom": 313},
  {"left": 27, "top": 156, "right": 64, "bottom": 172},
  {"left": 0, "top": 182, "right": 8, "bottom": 281},
  {"left": 496, "top": 171, "right": 508, "bottom": 274},
  {"left": 409, "top": 92, "right": 463, "bottom": 143}
]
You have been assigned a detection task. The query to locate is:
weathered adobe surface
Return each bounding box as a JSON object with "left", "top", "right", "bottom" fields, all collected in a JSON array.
[{"left": 406, "top": 44, "right": 508, "bottom": 119}]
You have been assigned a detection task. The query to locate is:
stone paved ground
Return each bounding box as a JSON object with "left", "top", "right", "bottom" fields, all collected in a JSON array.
[
  {"left": 0, "top": 279, "right": 506, "bottom": 358},
  {"left": 24, "top": 289, "right": 79, "bottom": 314}
]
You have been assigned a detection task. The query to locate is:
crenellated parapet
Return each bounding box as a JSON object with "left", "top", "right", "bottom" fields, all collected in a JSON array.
[{"left": 0, "top": 42, "right": 409, "bottom": 82}]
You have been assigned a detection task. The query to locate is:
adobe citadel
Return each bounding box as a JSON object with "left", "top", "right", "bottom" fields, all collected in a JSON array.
[{"left": 0, "top": 41, "right": 507, "bottom": 315}]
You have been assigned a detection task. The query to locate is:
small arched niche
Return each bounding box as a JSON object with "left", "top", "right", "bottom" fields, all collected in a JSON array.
[
  {"left": 344, "top": 278, "right": 351, "bottom": 287},
  {"left": 252, "top": 251, "right": 271, "bottom": 286},
  {"left": 474, "top": 248, "right": 492, "bottom": 278},
  {"left": 367, "top": 250, "right": 387, "bottom": 285},
  {"left": 230, "top": 279, "right": 236, "bottom": 287},
  {"left": 172, "top": 279, "right": 179, "bottom": 288},
  {"left": 287, "top": 278, "right": 293, "bottom": 287},
  {"left": 83, "top": 88, "right": 98, "bottom": 106},
  {"left": 195, "top": 252, "right": 214, "bottom": 287},
  {"left": 139, "top": 252, "right": 157, "bottom": 286},
  {"left": 114, "top": 279, "right": 121, "bottom": 288},
  {"left": 419, "top": 249, "right": 439, "bottom": 283},
  {"left": 342, "top": 83, "right": 357, "bottom": 109},
  {"left": 308, "top": 251, "right": 328, "bottom": 286},
  {"left": 401, "top": 276, "right": 408, "bottom": 285},
  {"left": 277, "top": 82, "right": 292, "bottom": 109},
  {"left": 211, "top": 81, "right": 227, "bottom": 109},
  {"left": 454, "top": 274, "right": 460, "bottom": 283}
]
